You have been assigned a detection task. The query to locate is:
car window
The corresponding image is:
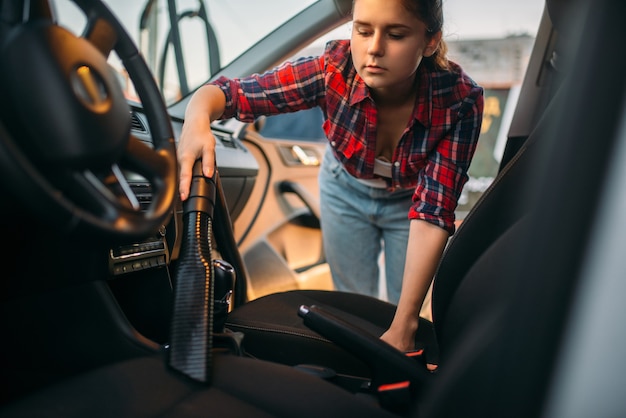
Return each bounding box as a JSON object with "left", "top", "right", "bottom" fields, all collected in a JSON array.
[
  {"left": 258, "top": 108, "right": 326, "bottom": 141},
  {"left": 54, "top": 0, "right": 319, "bottom": 104}
]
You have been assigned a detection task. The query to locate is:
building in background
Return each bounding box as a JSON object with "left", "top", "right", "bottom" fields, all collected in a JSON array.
[{"left": 448, "top": 35, "right": 536, "bottom": 214}]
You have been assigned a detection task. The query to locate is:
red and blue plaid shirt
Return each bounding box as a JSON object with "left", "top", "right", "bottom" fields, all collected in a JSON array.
[{"left": 212, "top": 40, "right": 484, "bottom": 234}]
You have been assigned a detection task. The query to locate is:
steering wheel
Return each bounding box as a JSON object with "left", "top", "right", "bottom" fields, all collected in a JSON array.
[{"left": 0, "top": 0, "right": 177, "bottom": 243}]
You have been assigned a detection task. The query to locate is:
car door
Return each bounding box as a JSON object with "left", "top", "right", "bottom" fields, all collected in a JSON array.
[{"left": 232, "top": 108, "right": 331, "bottom": 300}]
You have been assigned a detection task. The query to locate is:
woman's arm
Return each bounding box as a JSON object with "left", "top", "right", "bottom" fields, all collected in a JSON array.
[
  {"left": 178, "top": 55, "right": 326, "bottom": 201},
  {"left": 177, "top": 84, "right": 226, "bottom": 201},
  {"left": 380, "top": 72, "right": 482, "bottom": 356},
  {"left": 380, "top": 219, "right": 448, "bottom": 353}
]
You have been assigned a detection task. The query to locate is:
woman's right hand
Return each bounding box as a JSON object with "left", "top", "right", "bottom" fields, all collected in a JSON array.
[
  {"left": 177, "top": 114, "right": 216, "bottom": 201},
  {"left": 177, "top": 84, "right": 227, "bottom": 201}
]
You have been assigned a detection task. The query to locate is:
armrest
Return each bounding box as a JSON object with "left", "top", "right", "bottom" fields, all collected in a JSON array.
[{"left": 297, "top": 304, "right": 431, "bottom": 390}]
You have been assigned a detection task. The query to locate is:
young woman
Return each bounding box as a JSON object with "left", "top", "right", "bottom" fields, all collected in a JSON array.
[{"left": 177, "top": 0, "right": 484, "bottom": 352}]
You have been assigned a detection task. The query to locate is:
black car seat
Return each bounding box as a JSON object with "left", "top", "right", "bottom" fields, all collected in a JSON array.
[{"left": 222, "top": 0, "right": 569, "bottom": 381}]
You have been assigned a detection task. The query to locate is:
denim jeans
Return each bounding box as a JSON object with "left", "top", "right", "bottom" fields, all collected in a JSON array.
[{"left": 319, "top": 145, "right": 413, "bottom": 304}]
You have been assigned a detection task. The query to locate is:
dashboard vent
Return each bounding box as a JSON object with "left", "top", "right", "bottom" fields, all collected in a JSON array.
[
  {"left": 215, "top": 131, "right": 237, "bottom": 148},
  {"left": 130, "top": 112, "right": 147, "bottom": 133}
]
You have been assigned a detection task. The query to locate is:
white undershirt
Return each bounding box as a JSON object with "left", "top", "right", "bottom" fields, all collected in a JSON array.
[{"left": 354, "top": 158, "right": 392, "bottom": 188}]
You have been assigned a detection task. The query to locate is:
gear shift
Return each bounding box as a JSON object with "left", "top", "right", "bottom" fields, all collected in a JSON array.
[{"left": 213, "top": 259, "right": 235, "bottom": 333}]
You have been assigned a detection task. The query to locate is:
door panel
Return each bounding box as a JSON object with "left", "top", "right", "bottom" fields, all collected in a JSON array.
[{"left": 232, "top": 111, "right": 332, "bottom": 300}]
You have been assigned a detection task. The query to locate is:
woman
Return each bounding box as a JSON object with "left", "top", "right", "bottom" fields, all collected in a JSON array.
[{"left": 177, "top": 0, "right": 484, "bottom": 352}]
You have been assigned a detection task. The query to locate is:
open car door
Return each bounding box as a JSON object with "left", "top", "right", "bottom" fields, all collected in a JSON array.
[{"left": 230, "top": 108, "right": 331, "bottom": 300}]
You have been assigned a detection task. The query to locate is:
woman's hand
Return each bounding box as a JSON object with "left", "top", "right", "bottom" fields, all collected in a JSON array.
[
  {"left": 380, "top": 317, "right": 419, "bottom": 352},
  {"left": 381, "top": 321, "right": 438, "bottom": 371},
  {"left": 177, "top": 84, "right": 227, "bottom": 201},
  {"left": 177, "top": 114, "right": 216, "bottom": 201}
]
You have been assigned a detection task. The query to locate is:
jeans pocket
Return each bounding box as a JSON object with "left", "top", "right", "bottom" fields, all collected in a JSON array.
[{"left": 322, "top": 146, "right": 344, "bottom": 179}]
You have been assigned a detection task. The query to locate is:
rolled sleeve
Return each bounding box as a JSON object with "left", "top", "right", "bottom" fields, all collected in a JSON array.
[
  {"left": 209, "top": 56, "right": 326, "bottom": 122},
  {"left": 409, "top": 84, "right": 484, "bottom": 235}
]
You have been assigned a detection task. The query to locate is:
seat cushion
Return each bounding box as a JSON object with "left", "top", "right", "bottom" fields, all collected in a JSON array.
[{"left": 0, "top": 353, "right": 397, "bottom": 417}]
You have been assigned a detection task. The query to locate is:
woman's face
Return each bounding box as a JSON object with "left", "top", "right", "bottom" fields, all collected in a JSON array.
[{"left": 351, "top": 0, "right": 439, "bottom": 94}]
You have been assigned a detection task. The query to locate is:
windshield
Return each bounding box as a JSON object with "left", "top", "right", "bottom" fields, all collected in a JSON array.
[{"left": 54, "top": 0, "right": 318, "bottom": 104}]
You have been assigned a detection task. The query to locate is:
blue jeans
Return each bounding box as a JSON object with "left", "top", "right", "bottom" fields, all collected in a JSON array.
[{"left": 319, "top": 146, "right": 413, "bottom": 304}]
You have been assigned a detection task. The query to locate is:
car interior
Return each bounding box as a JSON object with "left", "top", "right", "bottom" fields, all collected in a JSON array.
[{"left": 1, "top": 0, "right": 626, "bottom": 417}]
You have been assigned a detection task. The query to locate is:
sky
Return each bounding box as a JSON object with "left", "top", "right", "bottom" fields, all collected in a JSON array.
[
  {"left": 443, "top": 0, "right": 545, "bottom": 40},
  {"left": 310, "top": 0, "right": 546, "bottom": 54},
  {"left": 94, "top": 0, "right": 546, "bottom": 42},
  {"left": 323, "top": 0, "right": 546, "bottom": 42},
  {"left": 58, "top": 0, "right": 546, "bottom": 97}
]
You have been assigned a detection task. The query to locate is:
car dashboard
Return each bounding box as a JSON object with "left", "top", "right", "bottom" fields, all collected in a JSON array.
[{"left": 107, "top": 105, "right": 258, "bottom": 280}]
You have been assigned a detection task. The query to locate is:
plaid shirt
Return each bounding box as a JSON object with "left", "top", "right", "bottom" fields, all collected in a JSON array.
[{"left": 212, "top": 40, "right": 484, "bottom": 234}]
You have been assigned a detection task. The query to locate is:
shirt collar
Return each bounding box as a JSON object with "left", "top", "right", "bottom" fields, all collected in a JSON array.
[{"left": 349, "top": 72, "right": 370, "bottom": 106}]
